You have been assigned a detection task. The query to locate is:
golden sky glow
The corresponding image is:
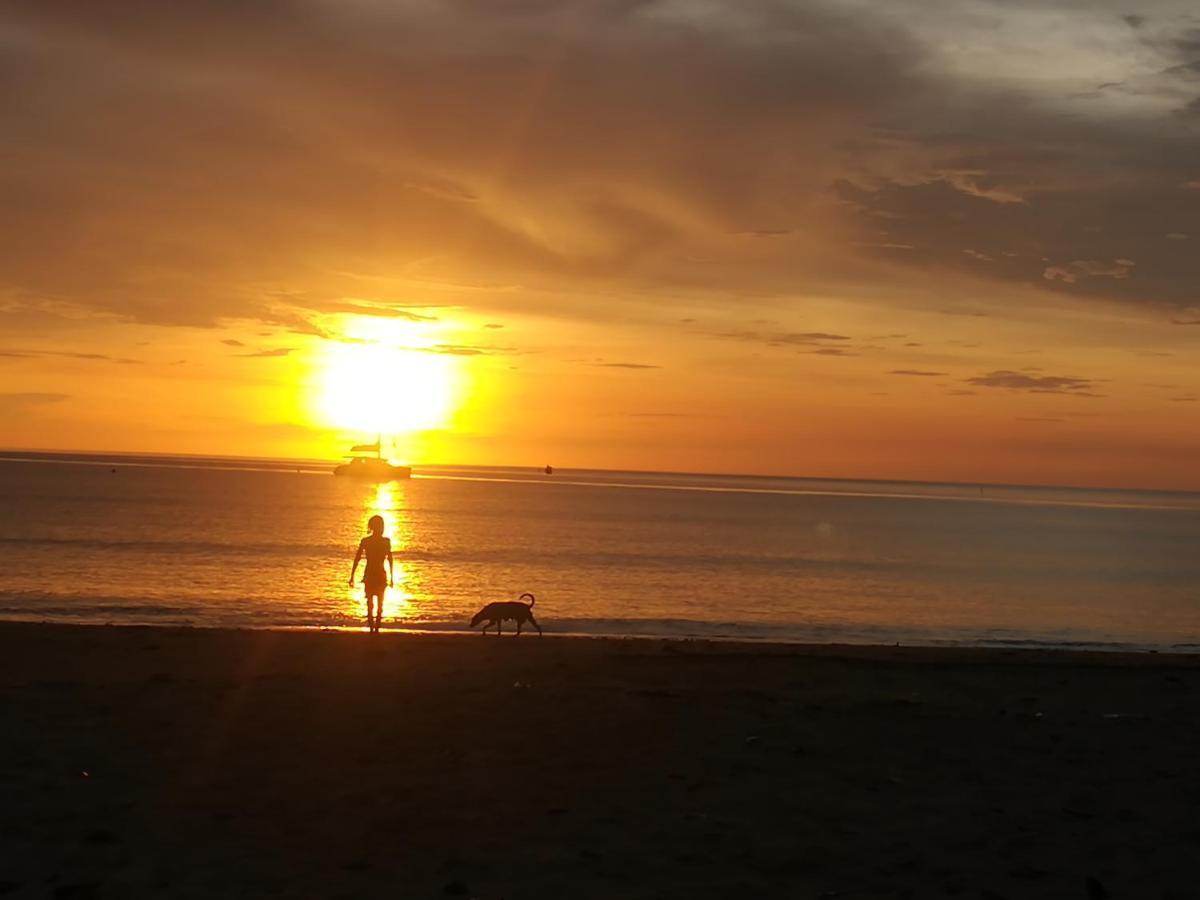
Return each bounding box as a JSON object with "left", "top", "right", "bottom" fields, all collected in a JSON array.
[{"left": 1, "top": 2, "right": 1198, "bottom": 489}]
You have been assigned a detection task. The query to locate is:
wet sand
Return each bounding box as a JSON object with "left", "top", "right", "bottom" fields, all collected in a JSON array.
[{"left": 1, "top": 623, "right": 1198, "bottom": 899}]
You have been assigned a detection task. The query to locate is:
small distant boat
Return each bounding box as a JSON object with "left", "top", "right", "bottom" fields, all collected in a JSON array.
[
  {"left": 544, "top": 464, "right": 553, "bottom": 475},
  {"left": 334, "top": 438, "right": 411, "bottom": 480}
]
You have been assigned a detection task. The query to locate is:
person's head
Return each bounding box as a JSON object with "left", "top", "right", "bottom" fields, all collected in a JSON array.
[{"left": 367, "top": 514, "right": 385, "bottom": 536}]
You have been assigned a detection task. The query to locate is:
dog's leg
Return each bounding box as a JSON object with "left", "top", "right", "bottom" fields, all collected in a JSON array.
[
  {"left": 480, "top": 622, "right": 491, "bottom": 635},
  {"left": 496, "top": 619, "right": 502, "bottom": 637},
  {"left": 528, "top": 614, "right": 542, "bottom": 636},
  {"left": 516, "top": 619, "right": 523, "bottom": 636}
]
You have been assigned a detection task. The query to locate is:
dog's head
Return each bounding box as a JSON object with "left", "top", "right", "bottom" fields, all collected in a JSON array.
[{"left": 469, "top": 608, "right": 488, "bottom": 627}]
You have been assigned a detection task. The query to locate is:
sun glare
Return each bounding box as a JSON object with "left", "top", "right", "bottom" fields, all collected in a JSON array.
[{"left": 315, "top": 318, "right": 460, "bottom": 436}]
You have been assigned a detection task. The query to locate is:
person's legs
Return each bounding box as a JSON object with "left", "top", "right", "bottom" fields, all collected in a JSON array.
[{"left": 374, "top": 587, "right": 385, "bottom": 632}]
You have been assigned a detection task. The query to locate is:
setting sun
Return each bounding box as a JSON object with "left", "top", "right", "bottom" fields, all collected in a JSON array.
[{"left": 313, "top": 318, "right": 462, "bottom": 436}]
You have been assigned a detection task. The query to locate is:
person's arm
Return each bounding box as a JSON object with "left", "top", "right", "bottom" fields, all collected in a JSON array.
[
  {"left": 386, "top": 542, "right": 395, "bottom": 587},
  {"left": 348, "top": 540, "right": 363, "bottom": 587}
]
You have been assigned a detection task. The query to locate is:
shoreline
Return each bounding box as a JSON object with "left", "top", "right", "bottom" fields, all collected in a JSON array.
[
  {"left": 4, "top": 621, "right": 1199, "bottom": 897},
  {"left": 3, "top": 617, "right": 1200, "bottom": 660}
]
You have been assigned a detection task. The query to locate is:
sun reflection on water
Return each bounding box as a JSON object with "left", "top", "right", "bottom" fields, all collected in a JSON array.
[{"left": 345, "top": 481, "right": 422, "bottom": 630}]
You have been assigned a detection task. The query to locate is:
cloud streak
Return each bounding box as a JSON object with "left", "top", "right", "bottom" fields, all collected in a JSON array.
[
  {"left": 236, "top": 348, "right": 294, "bottom": 358},
  {"left": 0, "top": 348, "right": 142, "bottom": 365},
  {"left": 964, "top": 370, "right": 1100, "bottom": 395}
]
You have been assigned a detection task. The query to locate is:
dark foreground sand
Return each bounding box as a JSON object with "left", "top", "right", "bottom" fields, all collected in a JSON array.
[{"left": 2, "top": 625, "right": 1199, "bottom": 899}]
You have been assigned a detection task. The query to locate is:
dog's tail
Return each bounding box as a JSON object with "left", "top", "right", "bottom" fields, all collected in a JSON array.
[{"left": 519, "top": 592, "right": 536, "bottom": 608}]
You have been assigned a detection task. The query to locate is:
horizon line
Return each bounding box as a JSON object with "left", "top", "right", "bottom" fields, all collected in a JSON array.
[{"left": 1, "top": 446, "right": 1198, "bottom": 499}]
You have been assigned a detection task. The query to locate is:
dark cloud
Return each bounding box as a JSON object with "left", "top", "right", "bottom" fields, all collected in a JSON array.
[
  {"left": 783, "top": 332, "right": 852, "bottom": 342},
  {"left": 304, "top": 300, "right": 439, "bottom": 322},
  {"left": 719, "top": 331, "right": 853, "bottom": 347},
  {"left": 0, "top": 348, "right": 142, "bottom": 364},
  {"left": 890, "top": 369, "right": 947, "bottom": 376},
  {"left": 419, "top": 344, "right": 514, "bottom": 356},
  {"left": 594, "top": 362, "right": 661, "bottom": 369},
  {"left": 236, "top": 348, "right": 294, "bottom": 358},
  {"left": 808, "top": 347, "right": 856, "bottom": 356},
  {"left": 965, "top": 370, "right": 1100, "bottom": 395},
  {"left": 1043, "top": 259, "right": 1136, "bottom": 284},
  {"left": 221, "top": 339, "right": 245, "bottom": 347},
  {"left": 836, "top": 8, "right": 1200, "bottom": 315}
]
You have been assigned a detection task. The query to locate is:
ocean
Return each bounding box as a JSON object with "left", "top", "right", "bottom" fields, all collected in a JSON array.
[{"left": 1, "top": 452, "right": 1198, "bottom": 650}]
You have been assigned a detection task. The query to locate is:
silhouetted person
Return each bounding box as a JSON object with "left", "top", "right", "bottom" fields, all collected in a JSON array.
[{"left": 348, "top": 514, "right": 393, "bottom": 633}]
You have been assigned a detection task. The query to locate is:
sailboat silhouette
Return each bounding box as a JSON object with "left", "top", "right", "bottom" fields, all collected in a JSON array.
[{"left": 334, "top": 435, "right": 411, "bottom": 480}]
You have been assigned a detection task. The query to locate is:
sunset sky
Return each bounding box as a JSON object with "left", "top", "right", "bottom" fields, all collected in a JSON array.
[{"left": 1, "top": 1, "right": 1198, "bottom": 488}]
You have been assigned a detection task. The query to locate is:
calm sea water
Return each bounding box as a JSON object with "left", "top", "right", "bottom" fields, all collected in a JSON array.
[{"left": 1, "top": 452, "right": 1199, "bottom": 650}]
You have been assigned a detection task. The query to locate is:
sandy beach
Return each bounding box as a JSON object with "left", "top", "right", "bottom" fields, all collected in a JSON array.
[{"left": 2, "top": 624, "right": 1198, "bottom": 899}]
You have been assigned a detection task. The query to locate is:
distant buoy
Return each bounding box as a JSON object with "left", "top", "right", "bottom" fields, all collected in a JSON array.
[{"left": 544, "top": 464, "right": 553, "bottom": 475}]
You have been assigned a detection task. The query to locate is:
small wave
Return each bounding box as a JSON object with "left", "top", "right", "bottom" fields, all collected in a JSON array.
[
  {"left": 0, "top": 535, "right": 342, "bottom": 558},
  {"left": 0, "top": 604, "right": 191, "bottom": 617}
]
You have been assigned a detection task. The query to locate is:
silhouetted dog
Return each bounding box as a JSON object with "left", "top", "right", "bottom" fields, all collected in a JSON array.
[{"left": 470, "top": 592, "right": 541, "bottom": 636}]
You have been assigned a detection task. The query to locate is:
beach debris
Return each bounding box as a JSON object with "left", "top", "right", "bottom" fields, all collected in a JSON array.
[
  {"left": 744, "top": 735, "right": 761, "bottom": 746},
  {"left": 1101, "top": 713, "right": 1147, "bottom": 720}
]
